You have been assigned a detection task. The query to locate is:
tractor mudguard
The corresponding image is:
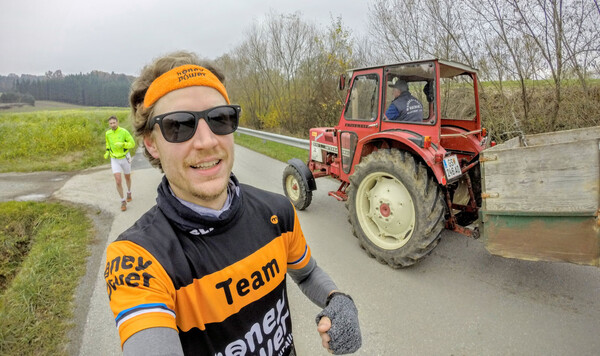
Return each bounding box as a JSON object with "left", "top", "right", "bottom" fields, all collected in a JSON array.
[{"left": 287, "top": 158, "right": 317, "bottom": 191}]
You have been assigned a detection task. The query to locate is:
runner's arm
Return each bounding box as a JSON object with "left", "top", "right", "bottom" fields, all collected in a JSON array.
[
  {"left": 287, "top": 257, "right": 337, "bottom": 308},
  {"left": 123, "top": 130, "right": 136, "bottom": 149},
  {"left": 123, "top": 327, "right": 183, "bottom": 356}
]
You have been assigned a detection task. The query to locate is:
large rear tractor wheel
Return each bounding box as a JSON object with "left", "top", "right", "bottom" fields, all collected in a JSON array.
[
  {"left": 346, "top": 149, "right": 446, "bottom": 268},
  {"left": 282, "top": 165, "right": 312, "bottom": 210}
]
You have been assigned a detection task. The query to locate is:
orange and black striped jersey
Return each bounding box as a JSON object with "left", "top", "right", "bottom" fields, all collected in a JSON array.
[{"left": 105, "top": 177, "right": 310, "bottom": 355}]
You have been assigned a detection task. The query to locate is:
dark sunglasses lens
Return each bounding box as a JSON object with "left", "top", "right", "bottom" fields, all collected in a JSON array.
[
  {"left": 161, "top": 113, "right": 196, "bottom": 142},
  {"left": 206, "top": 106, "right": 239, "bottom": 135}
]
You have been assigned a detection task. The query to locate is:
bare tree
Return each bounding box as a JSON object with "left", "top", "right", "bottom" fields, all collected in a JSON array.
[
  {"left": 423, "top": 0, "right": 479, "bottom": 67},
  {"left": 222, "top": 11, "right": 358, "bottom": 134},
  {"left": 229, "top": 24, "right": 276, "bottom": 129},
  {"left": 508, "top": 0, "right": 566, "bottom": 129},
  {"left": 468, "top": 0, "right": 535, "bottom": 122},
  {"left": 560, "top": 0, "right": 600, "bottom": 95},
  {"left": 352, "top": 35, "right": 384, "bottom": 68},
  {"left": 368, "top": 0, "right": 431, "bottom": 62}
]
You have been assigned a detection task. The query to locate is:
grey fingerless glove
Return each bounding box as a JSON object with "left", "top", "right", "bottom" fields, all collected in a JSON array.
[{"left": 315, "top": 292, "right": 362, "bottom": 354}]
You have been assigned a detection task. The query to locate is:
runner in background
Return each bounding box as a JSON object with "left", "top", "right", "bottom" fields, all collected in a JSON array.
[{"left": 104, "top": 115, "right": 135, "bottom": 211}]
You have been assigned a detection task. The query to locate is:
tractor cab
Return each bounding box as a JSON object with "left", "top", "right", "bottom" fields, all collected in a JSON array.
[{"left": 310, "top": 59, "right": 485, "bottom": 187}]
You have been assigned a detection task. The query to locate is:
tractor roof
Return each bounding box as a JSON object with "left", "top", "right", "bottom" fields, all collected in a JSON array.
[{"left": 347, "top": 59, "right": 477, "bottom": 78}]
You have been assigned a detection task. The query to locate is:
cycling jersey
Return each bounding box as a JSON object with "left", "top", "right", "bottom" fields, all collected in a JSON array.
[{"left": 105, "top": 175, "right": 310, "bottom": 355}]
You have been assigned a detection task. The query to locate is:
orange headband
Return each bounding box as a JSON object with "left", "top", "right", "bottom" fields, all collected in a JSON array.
[{"left": 143, "top": 64, "right": 230, "bottom": 108}]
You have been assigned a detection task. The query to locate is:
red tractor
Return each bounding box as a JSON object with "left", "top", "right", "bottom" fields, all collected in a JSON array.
[{"left": 283, "top": 59, "right": 489, "bottom": 268}]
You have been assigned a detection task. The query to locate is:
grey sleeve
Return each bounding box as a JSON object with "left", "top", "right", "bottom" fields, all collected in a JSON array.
[
  {"left": 287, "top": 257, "right": 337, "bottom": 308},
  {"left": 123, "top": 327, "right": 184, "bottom": 356}
]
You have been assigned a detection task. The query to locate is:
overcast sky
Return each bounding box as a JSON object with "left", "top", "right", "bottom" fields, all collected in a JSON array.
[{"left": 1, "top": 0, "right": 371, "bottom": 76}]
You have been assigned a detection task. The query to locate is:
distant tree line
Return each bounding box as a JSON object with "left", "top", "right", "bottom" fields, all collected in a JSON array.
[
  {"left": 0, "top": 70, "right": 133, "bottom": 107},
  {"left": 0, "top": 92, "right": 35, "bottom": 106}
]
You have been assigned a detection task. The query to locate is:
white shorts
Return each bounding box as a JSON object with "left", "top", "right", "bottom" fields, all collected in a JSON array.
[{"left": 111, "top": 154, "right": 132, "bottom": 174}]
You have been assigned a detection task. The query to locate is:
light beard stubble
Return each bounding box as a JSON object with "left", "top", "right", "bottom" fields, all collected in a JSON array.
[{"left": 190, "top": 175, "right": 230, "bottom": 203}]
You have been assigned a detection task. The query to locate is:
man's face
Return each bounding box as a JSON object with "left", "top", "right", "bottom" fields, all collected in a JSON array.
[
  {"left": 393, "top": 88, "right": 402, "bottom": 98},
  {"left": 108, "top": 118, "right": 119, "bottom": 130},
  {"left": 144, "top": 86, "right": 235, "bottom": 210}
]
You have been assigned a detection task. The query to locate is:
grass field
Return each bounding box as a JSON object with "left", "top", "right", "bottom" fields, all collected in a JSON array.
[
  {"left": 0, "top": 104, "right": 130, "bottom": 172},
  {"left": 0, "top": 201, "right": 92, "bottom": 355}
]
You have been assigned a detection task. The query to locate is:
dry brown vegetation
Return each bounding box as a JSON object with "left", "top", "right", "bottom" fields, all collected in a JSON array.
[{"left": 480, "top": 82, "right": 600, "bottom": 142}]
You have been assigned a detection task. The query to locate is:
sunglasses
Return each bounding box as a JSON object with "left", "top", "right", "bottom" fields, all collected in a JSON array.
[{"left": 148, "top": 105, "right": 241, "bottom": 143}]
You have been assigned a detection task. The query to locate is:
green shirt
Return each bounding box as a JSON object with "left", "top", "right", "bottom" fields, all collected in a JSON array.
[{"left": 105, "top": 126, "right": 135, "bottom": 159}]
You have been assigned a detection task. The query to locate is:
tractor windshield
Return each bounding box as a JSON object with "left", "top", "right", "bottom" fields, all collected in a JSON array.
[
  {"left": 344, "top": 73, "right": 379, "bottom": 122},
  {"left": 384, "top": 61, "right": 478, "bottom": 124},
  {"left": 384, "top": 62, "right": 435, "bottom": 124}
]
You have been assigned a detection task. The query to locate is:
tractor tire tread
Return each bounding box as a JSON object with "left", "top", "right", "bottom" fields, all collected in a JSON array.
[{"left": 347, "top": 149, "right": 446, "bottom": 268}]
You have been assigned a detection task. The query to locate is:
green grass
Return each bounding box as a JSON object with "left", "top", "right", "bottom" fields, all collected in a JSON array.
[
  {"left": 0, "top": 108, "right": 131, "bottom": 172},
  {"left": 0, "top": 201, "right": 92, "bottom": 355},
  {"left": 234, "top": 132, "right": 308, "bottom": 163}
]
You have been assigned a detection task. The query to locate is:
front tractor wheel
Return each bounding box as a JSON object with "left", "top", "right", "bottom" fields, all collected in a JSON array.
[
  {"left": 282, "top": 165, "right": 312, "bottom": 210},
  {"left": 346, "top": 149, "right": 446, "bottom": 268}
]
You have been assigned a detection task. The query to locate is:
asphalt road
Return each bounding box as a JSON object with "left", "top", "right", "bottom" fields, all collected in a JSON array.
[{"left": 2, "top": 146, "right": 599, "bottom": 355}]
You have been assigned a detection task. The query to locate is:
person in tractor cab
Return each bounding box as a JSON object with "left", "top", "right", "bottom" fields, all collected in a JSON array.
[
  {"left": 384, "top": 79, "right": 423, "bottom": 122},
  {"left": 104, "top": 51, "right": 361, "bottom": 356}
]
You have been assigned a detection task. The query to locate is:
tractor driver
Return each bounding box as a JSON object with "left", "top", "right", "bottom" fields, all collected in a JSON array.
[{"left": 384, "top": 79, "right": 423, "bottom": 122}]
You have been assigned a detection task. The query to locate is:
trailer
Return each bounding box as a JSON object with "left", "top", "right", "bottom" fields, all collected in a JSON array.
[{"left": 479, "top": 126, "right": 600, "bottom": 267}]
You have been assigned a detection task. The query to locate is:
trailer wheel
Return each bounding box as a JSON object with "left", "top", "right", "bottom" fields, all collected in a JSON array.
[
  {"left": 282, "top": 165, "right": 312, "bottom": 210},
  {"left": 346, "top": 149, "right": 446, "bottom": 268}
]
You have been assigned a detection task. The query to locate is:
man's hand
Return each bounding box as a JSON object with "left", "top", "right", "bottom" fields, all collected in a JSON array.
[
  {"left": 317, "top": 316, "right": 332, "bottom": 350},
  {"left": 114, "top": 142, "right": 124, "bottom": 148},
  {"left": 104, "top": 151, "right": 110, "bottom": 159},
  {"left": 315, "top": 292, "right": 361, "bottom": 354}
]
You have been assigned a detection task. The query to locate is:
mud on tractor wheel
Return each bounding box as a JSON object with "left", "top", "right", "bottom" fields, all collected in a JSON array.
[
  {"left": 282, "top": 165, "right": 312, "bottom": 210},
  {"left": 346, "top": 149, "right": 446, "bottom": 268}
]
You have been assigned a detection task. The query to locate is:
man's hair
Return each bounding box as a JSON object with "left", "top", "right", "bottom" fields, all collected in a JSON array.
[
  {"left": 128, "top": 50, "right": 226, "bottom": 171},
  {"left": 108, "top": 115, "right": 118, "bottom": 122}
]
